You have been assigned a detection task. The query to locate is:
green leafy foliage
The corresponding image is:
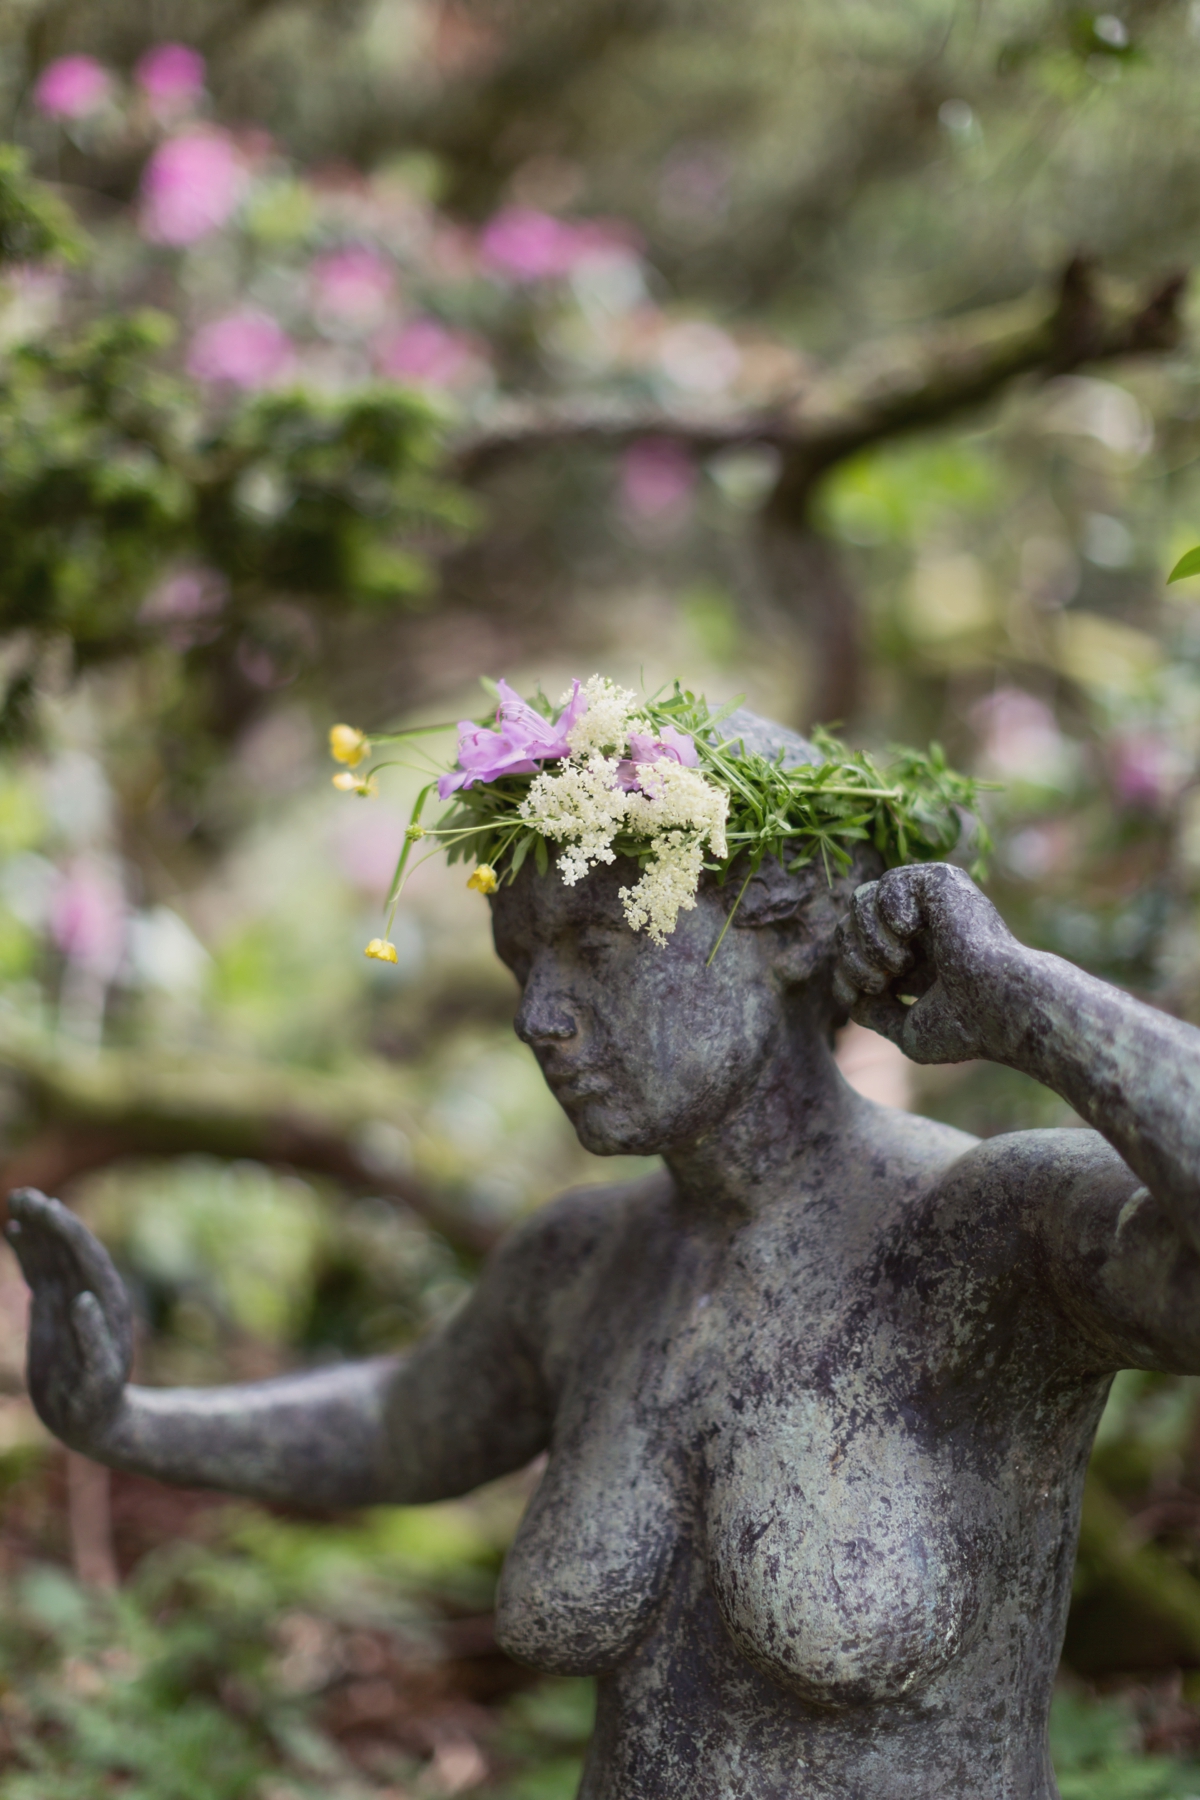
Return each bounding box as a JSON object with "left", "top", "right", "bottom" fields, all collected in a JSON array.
[
  {"left": 1050, "top": 1692, "right": 1200, "bottom": 1799},
  {"left": 1167, "top": 547, "right": 1200, "bottom": 584},
  {"left": 0, "top": 317, "right": 467, "bottom": 658},
  {"left": 0, "top": 1503, "right": 589, "bottom": 1798},
  {"left": 0, "top": 147, "right": 81, "bottom": 268}
]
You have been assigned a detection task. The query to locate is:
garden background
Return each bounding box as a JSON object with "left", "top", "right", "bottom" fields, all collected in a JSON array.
[{"left": 3, "top": 1, "right": 1200, "bottom": 1794}]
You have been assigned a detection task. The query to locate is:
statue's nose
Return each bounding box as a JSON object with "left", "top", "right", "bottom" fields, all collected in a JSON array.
[{"left": 514, "top": 988, "right": 576, "bottom": 1045}]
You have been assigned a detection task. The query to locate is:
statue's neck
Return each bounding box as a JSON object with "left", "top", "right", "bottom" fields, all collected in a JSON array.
[{"left": 663, "top": 1016, "right": 860, "bottom": 1222}]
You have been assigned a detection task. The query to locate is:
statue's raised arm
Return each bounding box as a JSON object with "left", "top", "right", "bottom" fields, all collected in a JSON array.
[
  {"left": 835, "top": 861, "right": 1200, "bottom": 1372},
  {"left": 6, "top": 1183, "right": 557, "bottom": 1510}
]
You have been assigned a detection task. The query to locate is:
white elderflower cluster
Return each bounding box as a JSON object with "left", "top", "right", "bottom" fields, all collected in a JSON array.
[
  {"left": 521, "top": 750, "right": 729, "bottom": 943},
  {"left": 520, "top": 753, "right": 629, "bottom": 884},
  {"left": 564, "top": 675, "right": 638, "bottom": 757},
  {"left": 620, "top": 762, "right": 729, "bottom": 944},
  {"left": 619, "top": 832, "right": 710, "bottom": 946}
]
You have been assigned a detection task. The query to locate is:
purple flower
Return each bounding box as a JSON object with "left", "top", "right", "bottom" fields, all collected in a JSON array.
[
  {"left": 135, "top": 44, "right": 205, "bottom": 111},
  {"left": 187, "top": 309, "right": 294, "bottom": 388},
  {"left": 140, "top": 130, "right": 243, "bottom": 246},
  {"left": 617, "top": 725, "right": 698, "bottom": 792},
  {"left": 33, "top": 55, "right": 112, "bottom": 121},
  {"left": 438, "top": 679, "right": 587, "bottom": 797}
]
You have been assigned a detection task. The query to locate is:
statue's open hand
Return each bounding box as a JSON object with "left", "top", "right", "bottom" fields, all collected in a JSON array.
[
  {"left": 5, "top": 1188, "right": 133, "bottom": 1449},
  {"left": 833, "top": 863, "right": 1019, "bottom": 1066}
]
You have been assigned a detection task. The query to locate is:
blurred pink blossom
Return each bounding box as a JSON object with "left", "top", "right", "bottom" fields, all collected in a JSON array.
[
  {"left": 374, "top": 318, "right": 480, "bottom": 388},
  {"left": 333, "top": 809, "right": 410, "bottom": 893},
  {"left": 141, "top": 565, "right": 228, "bottom": 646},
  {"left": 311, "top": 245, "right": 394, "bottom": 327},
  {"left": 187, "top": 310, "right": 294, "bottom": 388},
  {"left": 480, "top": 207, "right": 581, "bottom": 280},
  {"left": 51, "top": 860, "right": 126, "bottom": 976},
  {"left": 619, "top": 438, "right": 697, "bottom": 521},
  {"left": 971, "top": 688, "right": 1070, "bottom": 784},
  {"left": 33, "top": 55, "right": 112, "bottom": 120},
  {"left": 140, "top": 130, "right": 243, "bottom": 245},
  {"left": 135, "top": 43, "right": 206, "bottom": 111},
  {"left": 1109, "top": 731, "right": 1189, "bottom": 808}
]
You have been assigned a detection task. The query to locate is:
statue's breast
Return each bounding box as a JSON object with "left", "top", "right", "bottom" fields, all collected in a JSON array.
[
  {"left": 493, "top": 1219, "right": 699, "bottom": 1677},
  {"left": 703, "top": 1383, "right": 994, "bottom": 1708}
]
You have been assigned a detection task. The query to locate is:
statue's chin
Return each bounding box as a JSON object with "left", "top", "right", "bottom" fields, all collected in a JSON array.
[{"left": 562, "top": 1096, "right": 662, "bottom": 1159}]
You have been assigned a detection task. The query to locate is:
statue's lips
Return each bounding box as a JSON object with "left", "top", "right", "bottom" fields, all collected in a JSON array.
[{"left": 542, "top": 1061, "right": 607, "bottom": 1101}]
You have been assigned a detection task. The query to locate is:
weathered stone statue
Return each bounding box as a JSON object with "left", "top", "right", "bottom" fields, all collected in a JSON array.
[{"left": 9, "top": 714, "right": 1200, "bottom": 1798}]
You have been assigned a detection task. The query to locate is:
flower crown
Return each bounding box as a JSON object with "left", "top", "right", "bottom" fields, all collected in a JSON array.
[{"left": 330, "top": 676, "right": 991, "bottom": 963}]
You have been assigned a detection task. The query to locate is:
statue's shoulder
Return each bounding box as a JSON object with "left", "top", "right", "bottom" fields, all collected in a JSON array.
[{"left": 497, "top": 1168, "right": 672, "bottom": 1283}]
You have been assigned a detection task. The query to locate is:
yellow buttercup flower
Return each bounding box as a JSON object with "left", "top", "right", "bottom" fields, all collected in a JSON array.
[
  {"left": 467, "top": 864, "right": 498, "bottom": 895},
  {"left": 332, "top": 771, "right": 358, "bottom": 791},
  {"left": 333, "top": 771, "right": 378, "bottom": 796},
  {"left": 330, "top": 724, "right": 369, "bottom": 768},
  {"left": 364, "top": 937, "right": 399, "bottom": 963}
]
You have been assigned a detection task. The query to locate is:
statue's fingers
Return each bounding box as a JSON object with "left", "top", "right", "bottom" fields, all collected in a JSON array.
[
  {"left": 850, "top": 991, "right": 909, "bottom": 1048},
  {"left": 874, "top": 867, "right": 926, "bottom": 941},
  {"left": 7, "top": 1191, "right": 130, "bottom": 1352},
  {"left": 900, "top": 983, "right": 979, "bottom": 1066},
  {"left": 5, "top": 1190, "right": 80, "bottom": 1293},
  {"left": 835, "top": 927, "right": 893, "bottom": 996},
  {"left": 71, "top": 1291, "right": 130, "bottom": 1397},
  {"left": 850, "top": 885, "right": 914, "bottom": 977},
  {"left": 832, "top": 965, "right": 859, "bottom": 1015}
]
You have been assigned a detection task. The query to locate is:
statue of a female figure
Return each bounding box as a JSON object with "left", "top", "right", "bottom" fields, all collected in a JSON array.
[{"left": 9, "top": 710, "right": 1200, "bottom": 1799}]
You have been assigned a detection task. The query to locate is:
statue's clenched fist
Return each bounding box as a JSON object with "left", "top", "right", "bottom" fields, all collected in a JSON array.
[
  {"left": 833, "top": 863, "right": 1022, "bottom": 1066},
  {"left": 6, "top": 1188, "right": 132, "bottom": 1451}
]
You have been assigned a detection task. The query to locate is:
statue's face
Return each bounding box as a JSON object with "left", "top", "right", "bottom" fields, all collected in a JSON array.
[{"left": 491, "top": 860, "right": 784, "bottom": 1156}]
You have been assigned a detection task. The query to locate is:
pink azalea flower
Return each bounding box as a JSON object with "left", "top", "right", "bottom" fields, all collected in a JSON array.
[
  {"left": 187, "top": 309, "right": 294, "bottom": 388},
  {"left": 619, "top": 438, "right": 697, "bottom": 521},
  {"left": 438, "top": 679, "right": 587, "bottom": 797},
  {"left": 311, "top": 245, "right": 394, "bottom": 327},
  {"left": 373, "top": 318, "right": 479, "bottom": 388},
  {"left": 33, "top": 55, "right": 112, "bottom": 121},
  {"left": 51, "top": 859, "right": 126, "bottom": 976},
  {"left": 140, "top": 565, "right": 228, "bottom": 647},
  {"left": 140, "top": 130, "right": 243, "bottom": 246},
  {"left": 972, "top": 689, "right": 1067, "bottom": 783},
  {"left": 1110, "top": 731, "right": 1188, "bottom": 808},
  {"left": 135, "top": 43, "right": 205, "bottom": 110},
  {"left": 617, "top": 725, "right": 699, "bottom": 792},
  {"left": 479, "top": 207, "right": 580, "bottom": 281}
]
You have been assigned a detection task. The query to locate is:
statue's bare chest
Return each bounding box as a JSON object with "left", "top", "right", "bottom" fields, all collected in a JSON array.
[{"left": 494, "top": 1208, "right": 1012, "bottom": 1704}]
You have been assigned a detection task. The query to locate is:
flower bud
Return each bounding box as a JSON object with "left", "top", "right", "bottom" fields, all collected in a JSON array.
[
  {"left": 364, "top": 937, "right": 399, "bottom": 963},
  {"left": 467, "top": 864, "right": 499, "bottom": 894}
]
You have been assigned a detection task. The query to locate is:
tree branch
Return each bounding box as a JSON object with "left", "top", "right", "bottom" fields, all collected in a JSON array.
[
  {"left": 451, "top": 260, "right": 1184, "bottom": 728},
  {"left": 452, "top": 260, "right": 1186, "bottom": 484},
  {"left": 0, "top": 1023, "right": 498, "bottom": 1258}
]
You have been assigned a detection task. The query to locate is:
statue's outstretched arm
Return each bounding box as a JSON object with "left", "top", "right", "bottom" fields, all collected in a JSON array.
[
  {"left": 834, "top": 864, "right": 1200, "bottom": 1365},
  {"left": 6, "top": 1187, "right": 552, "bottom": 1509}
]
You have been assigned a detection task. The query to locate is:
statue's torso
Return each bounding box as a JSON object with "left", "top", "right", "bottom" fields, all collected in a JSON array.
[{"left": 494, "top": 1115, "right": 1111, "bottom": 1797}]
